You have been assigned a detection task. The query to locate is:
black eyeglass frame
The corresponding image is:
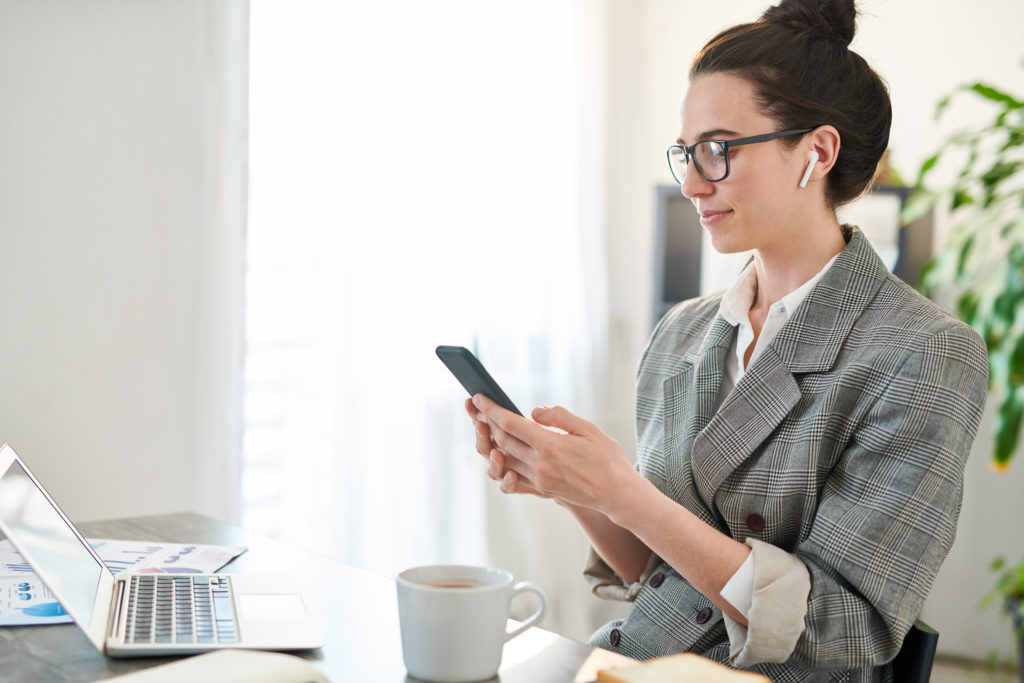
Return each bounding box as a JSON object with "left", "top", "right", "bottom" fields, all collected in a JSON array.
[{"left": 666, "top": 128, "right": 813, "bottom": 184}]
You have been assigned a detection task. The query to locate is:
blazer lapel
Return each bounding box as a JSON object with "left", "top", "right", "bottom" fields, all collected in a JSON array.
[
  {"left": 660, "top": 315, "right": 734, "bottom": 523},
  {"left": 688, "top": 228, "right": 890, "bottom": 506},
  {"left": 691, "top": 348, "right": 800, "bottom": 504}
]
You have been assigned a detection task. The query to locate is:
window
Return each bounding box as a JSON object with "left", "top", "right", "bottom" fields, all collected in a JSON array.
[{"left": 244, "top": 1, "right": 606, "bottom": 588}]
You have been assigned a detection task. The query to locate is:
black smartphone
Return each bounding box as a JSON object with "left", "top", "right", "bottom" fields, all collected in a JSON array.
[{"left": 435, "top": 345, "right": 523, "bottom": 416}]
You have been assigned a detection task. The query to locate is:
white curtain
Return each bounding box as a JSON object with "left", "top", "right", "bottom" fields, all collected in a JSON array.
[{"left": 244, "top": 0, "right": 614, "bottom": 639}]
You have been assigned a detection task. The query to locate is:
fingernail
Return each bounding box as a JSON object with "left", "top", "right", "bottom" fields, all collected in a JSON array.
[{"left": 472, "top": 395, "right": 482, "bottom": 408}]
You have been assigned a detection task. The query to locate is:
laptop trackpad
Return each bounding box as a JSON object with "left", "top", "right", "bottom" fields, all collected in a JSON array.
[{"left": 238, "top": 594, "right": 307, "bottom": 621}]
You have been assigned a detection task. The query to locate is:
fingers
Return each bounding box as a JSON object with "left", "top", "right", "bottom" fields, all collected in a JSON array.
[
  {"left": 479, "top": 429, "right": 534, "bottom": 489},
  {"left": 487, "top": 446, "right": 547, "bottom": 499},
  {"left": 482, "top": 449, "right": 538, "bottom": 495},
  {"left": 531, "top": 404, "right": 593, "bottom": 435},
  {"left": 468, "top": 397, "right": 501, "bottom": 458},
  {"left": 497, "top": 465, "right": 548, "bottom": 499},
  {"left": 491, "top": 445, "right": 540, "bottom": 485},
  {"left": 486, "top": 449, "right": 505, "bottom": 481},
  {"left": 472, "top": 394, "right": 552, "bottom": 453},
  {"left": 474, "top": 418, "right": 493, "bottom": 457},
  {"left": 468, "top": 397, "right": 529, "bottom": 485},
  {"left": 468, "top": 394, "right": 559, "bottom": 501}
]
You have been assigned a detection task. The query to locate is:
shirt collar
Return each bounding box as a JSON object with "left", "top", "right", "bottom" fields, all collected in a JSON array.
[
  {"left": 719, "top": 262, "right": 758, "bottom": 327},
  {"left": 718, "top": 253, "right": 840, "bottom": 327}
]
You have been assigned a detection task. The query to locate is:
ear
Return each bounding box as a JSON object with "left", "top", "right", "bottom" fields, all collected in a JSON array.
[{"left": 800, "top": 125, "right": 841, "bottom": 187}]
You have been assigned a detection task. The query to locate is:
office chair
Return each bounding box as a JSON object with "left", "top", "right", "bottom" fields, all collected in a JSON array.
[{"left": 891, "top": 619, "right": 939, "bottom": 683}]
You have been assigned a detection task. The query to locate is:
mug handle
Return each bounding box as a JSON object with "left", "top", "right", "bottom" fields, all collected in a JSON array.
[{"left": 504, "top": 581, "right": 547, "bottom": 641}]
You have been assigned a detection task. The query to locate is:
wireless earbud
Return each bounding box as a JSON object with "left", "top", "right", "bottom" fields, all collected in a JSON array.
[{"left": 799, "top": 151, "right": 819, "bottom": 188}]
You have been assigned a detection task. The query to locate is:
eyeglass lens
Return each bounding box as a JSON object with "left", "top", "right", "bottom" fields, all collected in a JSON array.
[{"left": 668, "top": 140, "right": 728, "bottom": 183}]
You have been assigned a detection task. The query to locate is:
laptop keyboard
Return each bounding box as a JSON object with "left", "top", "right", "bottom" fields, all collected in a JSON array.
[{"left": 124, "top": 575, "right": 238, "bottom": 644}]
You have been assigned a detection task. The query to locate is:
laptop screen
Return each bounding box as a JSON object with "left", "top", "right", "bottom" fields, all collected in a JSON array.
[{"left": 0, "top": 456, "right": 105, "bottom": 628}]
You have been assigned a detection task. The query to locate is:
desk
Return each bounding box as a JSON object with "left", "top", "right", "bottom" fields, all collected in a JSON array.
[{"left": 0, "top": 512, "right": 634, "bottom": 682}]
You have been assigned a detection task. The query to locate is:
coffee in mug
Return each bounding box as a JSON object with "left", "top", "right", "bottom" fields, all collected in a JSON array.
[
  {"left": 396, "top": 565, "right": 547, "bottom": 682},
  {"left": 416, "top": 577, "right": 486, "bottom": 589}
]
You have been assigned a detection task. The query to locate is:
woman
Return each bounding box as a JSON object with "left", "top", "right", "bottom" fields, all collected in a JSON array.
[{"left": 466, "top": 0, "right": 989, "bottom": 680}]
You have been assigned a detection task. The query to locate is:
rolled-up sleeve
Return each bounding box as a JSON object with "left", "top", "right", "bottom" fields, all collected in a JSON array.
[
  {"left": 722, "top": 539, "right": 810, "bottom": 667},
  {"left": 583, "top": 548, "right": 661, "bottom": 601}
]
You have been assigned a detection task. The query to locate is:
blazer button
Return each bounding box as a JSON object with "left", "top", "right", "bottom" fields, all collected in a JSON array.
[
  {"left": 649, "top": 572, "right": 665, "bottom": 588},
  {"left": 695, "top": 606, "right": 713, "bottom": 624},
  {"left": 746, "top": 513, "right": 765, "bottom": 532},
  {"left": 609, "top": 628, "right": 622, "bottom": 647}
]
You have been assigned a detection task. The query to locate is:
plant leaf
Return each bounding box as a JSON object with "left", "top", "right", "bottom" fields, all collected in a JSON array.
[
  {"left": 969, "top": 83, "right": 1024, "bottom": 110},
  {"left": 956, "top": 290, "right": 980, "bottom": 324},
  {"left": 994, "top": 387, "right": 1024, "bottom": 467},
  {"left": 900, "top": 189, "right": 937, "bottom": 224},
  {"left": 1003, "top": 126, "right": 1024, "bottom": 151},
  {"left": 951, "top": 188, "right": 975, "bottom": 210},
  {"left": 955, "top": 233, "right": 976, "bottom": 275},
  {"left": 917, "top": 257, "right": 938, "bottom": 293},
  {"left": 1011, "top": 332, "right": 1024, "bottom": 386},
  {"left": 915, "top": 152, "right": 941, "bottom": 186},
  {"left": 982, "top": 160, "right": 1021, "bottom": 189}
]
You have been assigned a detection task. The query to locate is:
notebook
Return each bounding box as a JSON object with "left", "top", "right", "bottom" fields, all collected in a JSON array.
[{"left": 0, "top": 443, "right": 324, "bottom": 656}]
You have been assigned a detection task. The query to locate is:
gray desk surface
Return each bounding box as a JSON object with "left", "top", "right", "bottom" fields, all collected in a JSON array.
[{"left": 0, "top": 512, "right": 634, "bottom": 682}]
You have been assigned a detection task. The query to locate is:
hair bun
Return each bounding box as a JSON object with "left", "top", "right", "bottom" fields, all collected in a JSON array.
[{"left": 761, "top": 0, "right": 857, "bottom": 46}]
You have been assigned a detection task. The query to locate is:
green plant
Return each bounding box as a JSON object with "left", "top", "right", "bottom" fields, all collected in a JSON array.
[
  {"left": 982, "top": 556, "right": 1024, "bottom": 640},
  {"left": 904, "top": 73, "right": 1024, "bottom": 470}
]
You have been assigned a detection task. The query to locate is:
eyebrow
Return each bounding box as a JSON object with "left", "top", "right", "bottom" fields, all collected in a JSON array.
[{"left": 676, "top": 128, "right": 740, "bottom": 146}]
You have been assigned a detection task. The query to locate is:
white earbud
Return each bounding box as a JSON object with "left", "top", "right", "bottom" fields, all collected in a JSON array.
[{"left": 799, "top": 151, "right": 819, "bottom": 188}]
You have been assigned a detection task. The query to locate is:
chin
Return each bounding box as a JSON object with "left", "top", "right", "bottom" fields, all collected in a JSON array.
[{"left": 706, "top": 230, "right": 750, "bottom": 255}]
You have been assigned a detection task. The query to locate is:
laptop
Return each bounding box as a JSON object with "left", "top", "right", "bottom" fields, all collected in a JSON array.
[{"left": 0, "top": 443, "right": 324, "bottom": 656}]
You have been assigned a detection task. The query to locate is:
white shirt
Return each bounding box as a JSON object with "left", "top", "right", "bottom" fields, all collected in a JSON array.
[{"left": 716, "top": 253, "right": 839, "bottom": 619}]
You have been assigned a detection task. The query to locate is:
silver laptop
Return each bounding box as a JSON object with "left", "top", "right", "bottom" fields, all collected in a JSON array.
[{"left": 0, "top": 443, "right": 324, "bottom": 656}]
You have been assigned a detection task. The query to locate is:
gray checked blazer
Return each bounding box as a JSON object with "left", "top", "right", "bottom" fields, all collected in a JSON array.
[{"left": 589, "top": 228, "right": 989, "bottom": 682}]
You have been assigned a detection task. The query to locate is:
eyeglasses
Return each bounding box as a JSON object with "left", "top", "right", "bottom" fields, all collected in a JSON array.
[{"left": 666, "top": 128, "right": 812, "bottom": 184}]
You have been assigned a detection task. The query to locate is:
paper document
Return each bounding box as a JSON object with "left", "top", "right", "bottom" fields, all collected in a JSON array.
[
  {"left": 0, "top": 539, "right": 246, "bottom": 626},
  {"left": 106, "top": 650, "right": 329, "bottom": 682}
]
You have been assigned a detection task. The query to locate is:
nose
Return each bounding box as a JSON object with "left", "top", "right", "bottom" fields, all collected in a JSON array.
[{"left": 680, "top": 163, "right": 713, "bottom": 199}]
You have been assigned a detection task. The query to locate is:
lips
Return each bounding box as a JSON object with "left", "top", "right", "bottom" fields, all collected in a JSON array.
[{"left": 699, "top": 209, "right": 733, "bottom": 226}]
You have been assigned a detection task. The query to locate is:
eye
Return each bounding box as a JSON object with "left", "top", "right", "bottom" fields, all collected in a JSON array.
[{"left": 706, "top": 141, "right": 726, "bottom": 158}]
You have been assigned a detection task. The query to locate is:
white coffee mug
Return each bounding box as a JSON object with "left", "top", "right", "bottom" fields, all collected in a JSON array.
[{"left": 396, "top": 564, "right": 547, "bottom": 682}]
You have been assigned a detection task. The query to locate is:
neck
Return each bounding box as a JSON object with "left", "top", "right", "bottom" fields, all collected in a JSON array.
[{"left": 750, "top": 218, "right": 846, "bottom": 315}]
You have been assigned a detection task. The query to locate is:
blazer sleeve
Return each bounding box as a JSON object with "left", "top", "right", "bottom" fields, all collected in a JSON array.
[{"left": 783, "top": 322, "right": 988, "bottom": 669}]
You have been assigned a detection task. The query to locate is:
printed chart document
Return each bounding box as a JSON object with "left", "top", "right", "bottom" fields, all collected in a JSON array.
[{"left": 0, "top": 539, "right": 246, "bottom": 626}]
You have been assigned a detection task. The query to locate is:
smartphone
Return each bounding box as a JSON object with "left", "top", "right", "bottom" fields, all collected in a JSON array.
[{"left": 435, "top": 345, "right": 523, "bottom": 416}]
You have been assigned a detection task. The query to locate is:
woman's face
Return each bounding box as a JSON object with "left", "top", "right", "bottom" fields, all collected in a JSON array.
[{"left": 678, "top": 72, "right": 811, "bottom": 255}]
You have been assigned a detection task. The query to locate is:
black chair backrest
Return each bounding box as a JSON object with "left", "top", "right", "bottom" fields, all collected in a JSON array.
[{"left": 892, "top": 619, "right": 939, "bottom": 683}]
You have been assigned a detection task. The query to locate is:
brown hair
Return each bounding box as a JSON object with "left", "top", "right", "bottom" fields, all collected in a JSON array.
[{"left": 690, "top": 0, "right": 891, "bottom": 208}]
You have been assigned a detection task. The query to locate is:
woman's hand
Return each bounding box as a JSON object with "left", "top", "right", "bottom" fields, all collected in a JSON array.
[
  {"left": 467, "top": 393, "right": 639, "bottom": 514},
  {"left": 467, "top": 396, "right": 750, "bottom": 623},
  {"left": 464, "top": 397, "right": 547, "bottom": 498}
]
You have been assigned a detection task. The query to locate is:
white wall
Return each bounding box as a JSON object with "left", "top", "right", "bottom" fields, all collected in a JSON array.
[
  {"left": 0, "top": 0, "right": 247, "bottom": 524},
  {"left": 601, "top": 0, "right": 1024, "bottom": 660}
]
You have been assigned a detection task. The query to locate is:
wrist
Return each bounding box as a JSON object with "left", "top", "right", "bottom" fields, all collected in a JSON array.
[{"left": 601, "top": 469, "right": 656, "bottom": 528}]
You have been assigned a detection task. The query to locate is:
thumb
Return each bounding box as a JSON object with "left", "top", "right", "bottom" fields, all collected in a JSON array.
[{"left": 531, "top": 405, "right": 591, "bottom": 435}]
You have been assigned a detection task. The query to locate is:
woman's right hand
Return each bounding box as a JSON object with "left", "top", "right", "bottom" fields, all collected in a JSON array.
[{"left": 464, "top": 397, "right": 547, "bottom": 498}]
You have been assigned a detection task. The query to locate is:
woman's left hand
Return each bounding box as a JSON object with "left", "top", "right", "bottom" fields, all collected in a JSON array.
[{"left": 471, "top": 394, "right": 638, "bottom": 514}]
